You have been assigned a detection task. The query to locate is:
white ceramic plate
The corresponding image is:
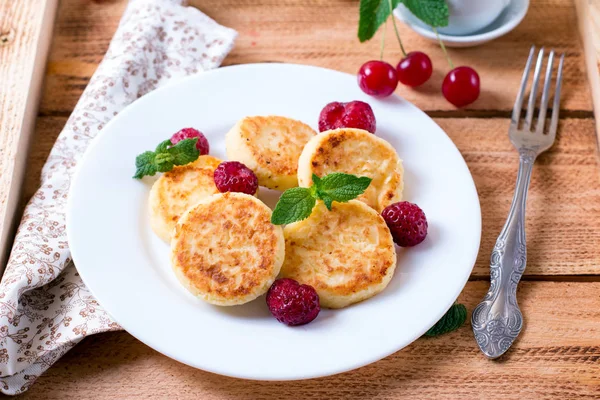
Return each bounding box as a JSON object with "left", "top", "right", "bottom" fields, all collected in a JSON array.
[
  {"left": 67, "top": 63, "right": 481, "bottom": 380},
  {"left": 394, "top": 0, "right": 529, "bottom": 48}
]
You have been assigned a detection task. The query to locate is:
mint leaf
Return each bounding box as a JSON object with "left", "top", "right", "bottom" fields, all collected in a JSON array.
[
  {"left": 400, "top": 0, "right": 449, "bottom": 27},
  {"left": 315, "top": 172, "right": 372, "bottom": 203},
  {"left": 358, "top": 0, "right": 401, "bottom": 42},
  {"left": 155, "top": 152, "right": 174, "bottom": 173},
  {"left": 424, "top": 303, "right": 467, "bottom": 337},
  {"left": 320, "top": 194, "right": 334, "bottom": 211},
  {"left": 133, "top": 151, "right": 158, "bottom": 179},
  {"left": 155, "top": 139, "right": 171, "bottom": 153},
  {"left": 133, "top": 137, "right": 200, "bottom": 179},
  {"left": 312, "top": 173, "right": 322, "bottom": 187},
  {"left": 168, "top": 138, "right": 199, "bottom": 165},
  {"left": 271, "top": 172, "right": 371, "bottom": 224},
  {"left": 271, "top": 188, "right": 316, "bottom": 225}
]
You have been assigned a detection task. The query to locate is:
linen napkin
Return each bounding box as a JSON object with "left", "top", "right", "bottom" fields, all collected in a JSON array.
[{"left": 0, "top": 0, "right": 236, "bottom": 394}]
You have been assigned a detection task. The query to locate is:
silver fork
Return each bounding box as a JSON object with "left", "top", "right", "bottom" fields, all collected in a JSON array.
[{"left": 471, "top": 46, "right": 564, "bottom": 359}]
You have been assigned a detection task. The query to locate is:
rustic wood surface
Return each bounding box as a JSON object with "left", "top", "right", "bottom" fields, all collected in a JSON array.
[
  {"left": 576, "top": 0, "right": 600, "bottom": 137},
  {"left": 18, "top": 282, "right": 600, "bottom": 399},
  {"left": 0, "top": 0, "right": 58, "bottom": 270},
  {"left": 6, "top": 0, "right": 600, "bottom": 398},
  {"left": 23, "top": 116, "right": 600, "bottom": 277}
]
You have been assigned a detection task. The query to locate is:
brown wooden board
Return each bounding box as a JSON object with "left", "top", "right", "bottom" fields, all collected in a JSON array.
[
  {"left": 0, "top": 0, "right": 58, "bottom": 269},
  {"left": 3, "top": 0, "right": 600, "bottom": 398},
  {"left": 27, "top": 117, "right": 600, "bottom": 277},
  {"left": 19, "top": 282, "right": 600, "bottom": 400},
  {"left": 39, "top": 0, "right": 592, "bottom": 116},
  {"left": 576, "top": 0, "right": 600, "bottom": 139}
]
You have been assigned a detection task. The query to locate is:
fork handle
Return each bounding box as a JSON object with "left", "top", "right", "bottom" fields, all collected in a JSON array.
[{"left": 472, "top": 148, "right": 536, "bottom": 359}]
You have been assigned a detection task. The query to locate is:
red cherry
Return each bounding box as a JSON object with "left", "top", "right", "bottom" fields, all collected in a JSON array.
[
  {"left": 396, "top": 51, "right": 433, "bottom": 87},
  {"left": 357, "top": 60, "right": 398, "bottom": 97},
  {"left": 442, "top": 66, "right": 480, "bottom": 108}
]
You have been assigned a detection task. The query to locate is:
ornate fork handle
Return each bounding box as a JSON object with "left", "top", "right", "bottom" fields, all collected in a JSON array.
[{"left": 472, "top": 148, "right": 536, "bottom": 359}]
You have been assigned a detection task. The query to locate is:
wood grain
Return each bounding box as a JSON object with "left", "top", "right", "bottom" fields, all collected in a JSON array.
[
  {"left": 24, "top": 117, "right": 600, "bottom": 277},
  {"left": 5, "top": 0, "right": 600, "bottom": 397},
  {"left": 39, "top": 0, "right": 592, "bottom": 116},
  {"left": 17, "top": 281, "right": 600, "bottom": 400},
  {"left": 576, "top": 0, "right": 600, "bottom": 139},
  {"left": 0, "top": 0, "right": 58, "bottom": 269}
]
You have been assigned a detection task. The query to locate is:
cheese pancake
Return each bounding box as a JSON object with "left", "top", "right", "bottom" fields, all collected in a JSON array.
[
  {"left": 281, "top": 200, "right": 397, "bottom": 309},
  {"left": 171, "top": 192, "right": 285, "bottom": 306},
  {"left": 149, "top": 155, "right": 222, "bottom": 242},
  {"left": 226, "top": 116, "right": 317, "bottom": 190},
  {"left": 297, "top": 128, "right": 403, "bottom": 212}
]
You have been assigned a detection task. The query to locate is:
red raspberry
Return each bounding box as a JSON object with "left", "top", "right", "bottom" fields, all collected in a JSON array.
[
  {"left": 318, "top": 101, "right": 376, "bottom": 134},
  {"left": 170, "top": 127, "right": 210, "bottom": 155},
  {"left": 213, "top": 161, "right": 258, "bottom": 195},
  {"left": 266, "top": 278, "right": 320, "bottom": 326},
  {"left": 381, "top": 201, "right": 428, "bottom": 247}
]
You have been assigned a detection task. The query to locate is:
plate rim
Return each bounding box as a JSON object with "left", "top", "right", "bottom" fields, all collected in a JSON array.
[{"left": 66, "top": 62, "right": 482, "bottom": 381}]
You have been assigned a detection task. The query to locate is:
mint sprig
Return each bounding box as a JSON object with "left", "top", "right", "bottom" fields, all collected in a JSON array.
[
  {"left": 271, "top": 173, "right": 372, "bottom": 225},
  {"left": 271, "top": 188, "right": 316, "bottom": 225},
  {"left": 401, "top": 0, "right": 449, "bottom": 28},
  {"left": 133, "top": 138, "right": 200, "bottom": 179},
  {"left": 358, "top": 0, "right": 449, "bottom": 42},
  {"left": 313, "top": 173, "right": 372, "bottom": 209},
  {"left": 424, "top": 303, "right": 467, "bottom": 337},
  {"left": 358, "top": 0, "right": 401, "bottom": 43}
]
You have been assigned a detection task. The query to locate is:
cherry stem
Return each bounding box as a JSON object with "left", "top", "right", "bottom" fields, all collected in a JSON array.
[
  {"left": 380, "top": 19, "right": 387, "bottom": 60},
  {"left": 388, "top": 0, "right": 406, "bottom": 56},
  {"left": 433, "top": 27, "right": 454, "bottom": 69}
]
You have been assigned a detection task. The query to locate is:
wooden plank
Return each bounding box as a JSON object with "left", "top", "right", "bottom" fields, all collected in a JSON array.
[
  {"left": 0, "top": 0, "right": 58, "bottom": 268},
  {"left": 17, "top": 281, "right": 600, "bottom": 399},
  {"left": 576, "top": 0, "right": 600, "bottom": 139},
  {"left": 39, "top": 0, "right": 592, "bottom": 116},
  {"left": 443, "top": 117, "right": 600, "bottom": 277},
  {"left": 25, "top": 117, "right": 600, "bottom": 277}
]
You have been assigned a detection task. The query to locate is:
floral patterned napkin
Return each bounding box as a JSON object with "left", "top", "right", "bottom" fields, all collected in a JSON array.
[{"left": 0, "top": 0, "right": 236, "bottom": 394}]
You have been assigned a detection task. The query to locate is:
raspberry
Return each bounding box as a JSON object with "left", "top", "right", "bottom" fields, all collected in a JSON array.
[
  {"left": 381, "top": 201, "right": 428, "bottom": 247},
  {"left": 170, "top": 127, "right": 210, "bottom": 155},
  {"left": 318, "top": 101, "right": 376, "bottom": 134},
  {"left": 266, "top": 278, "right": 320, "bottom": 326},
  {"left": 213, "top": 161, "right": 258, "bottom": 195}
]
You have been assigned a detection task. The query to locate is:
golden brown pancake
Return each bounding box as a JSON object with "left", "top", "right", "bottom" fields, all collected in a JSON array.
[
  {"left": 149, "top": 155, "right": 222, "bottom": 242},
  {"left": 297, "top": 128, "right": 403, "bottom": 212},
  {"left": 171, "top": 192, "right": 285, "bottom": 306},
  {"left": 281, "top": 200, "right": 397, "bottom": 308},
  {"left": 226, "top": 115, "right": 317, "bottom": 190}
]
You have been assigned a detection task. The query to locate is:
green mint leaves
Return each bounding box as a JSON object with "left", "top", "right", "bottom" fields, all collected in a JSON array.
[
  {"left": 424, "top": 303, "right": 467, "bottom": 337},
  {"left": 358, "top": 0, "right": 449, "bottom": 42},
  {"left": 401, "top": 0, "right": 449, "bottom": 28},
  {"left": 312, "top": 173, "right": 372, "bottom": 210},
  {"left": 271, "top": 188, "right": 317, "bottom": 225},
  {"left": 358, "top": 0, "right": 401, "bottom": 43},
  {"left": 133, "top": 138, "right": 200, "bottom": 179},
  {"left": 271, "top": 173, "right": 372, "bottom": 225}
]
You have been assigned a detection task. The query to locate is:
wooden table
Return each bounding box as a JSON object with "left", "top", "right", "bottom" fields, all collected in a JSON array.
[{"left": 7, "top": 0, "right": 600, "bottom": 398}]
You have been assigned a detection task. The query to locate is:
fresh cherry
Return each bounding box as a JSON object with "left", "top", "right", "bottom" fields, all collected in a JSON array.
[
  {"left": 396, "top": 51, "right": 433, "bottom": 87},
  {"left": 357, "top": 60, "right": 398, "bottom": 97},
  {"left": 442, "top": 66, "right": 480, "bottom": 108}
]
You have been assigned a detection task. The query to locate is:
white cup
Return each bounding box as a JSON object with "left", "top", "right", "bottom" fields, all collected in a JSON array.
[{"left": 437, "top": 0, "right": 511, "bottom": 36}]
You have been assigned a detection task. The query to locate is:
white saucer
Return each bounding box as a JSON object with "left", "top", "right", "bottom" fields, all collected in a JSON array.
[{"left": 394, "top": 0, "right": 529, "bottom": 48}]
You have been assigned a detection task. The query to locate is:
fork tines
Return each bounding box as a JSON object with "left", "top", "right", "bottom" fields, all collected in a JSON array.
[{"left": 511, "top": 46, "right": 565, "bottom": 138}]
